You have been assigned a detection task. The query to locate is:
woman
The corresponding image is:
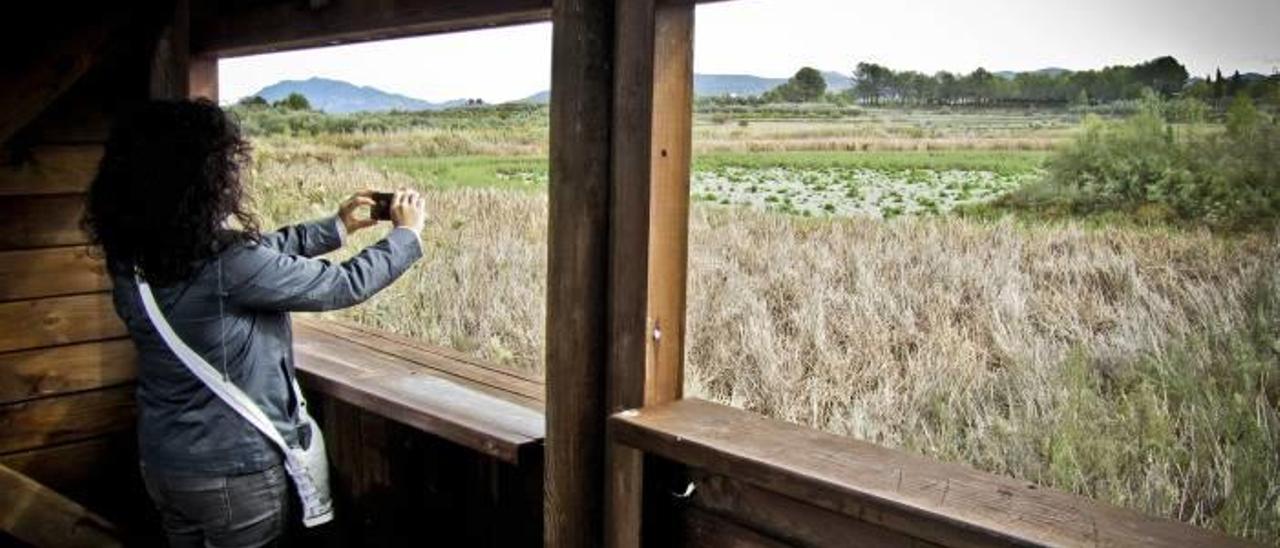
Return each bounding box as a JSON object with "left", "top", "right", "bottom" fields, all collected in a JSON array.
[{"left": 82, "top": 99, "right": 425, "bottom": 547}]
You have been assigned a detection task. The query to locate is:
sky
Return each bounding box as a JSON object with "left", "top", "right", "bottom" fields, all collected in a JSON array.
[{"left": 219, "top": 0, "right": 1280, "bottom": 104}]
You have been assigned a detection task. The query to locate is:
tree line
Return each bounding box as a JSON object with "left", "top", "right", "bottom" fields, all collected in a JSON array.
[
  {"left": 740, "top": 56, "right": 1280, "bottom": 109},
  {"left": 850, "top": 56, "right": 1194, "bottom": 106}
]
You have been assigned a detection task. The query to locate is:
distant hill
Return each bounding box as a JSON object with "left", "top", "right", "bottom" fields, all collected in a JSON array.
[
  {"left": 519, "top": 90, "right": 551, "bottom": 104},
  {"left": 251, "top": 78, "right": 465, "bottom": 113},
  {"left": 821, "top": 71, "right": 854, "bottom": 91},
  {"left": 519, "top": 70, "right": 854, "bottom": 103}
]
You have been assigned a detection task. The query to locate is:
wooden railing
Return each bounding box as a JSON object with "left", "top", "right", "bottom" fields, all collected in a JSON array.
[
  {"left": 610, "top": 399, "right": 1256, "bottom": 547},
  {"left": 291, "top": 318, "right": 545, "bottom": 546},
  {"left": 288, "top": 318, "right": 1254, "bottom": 547}
]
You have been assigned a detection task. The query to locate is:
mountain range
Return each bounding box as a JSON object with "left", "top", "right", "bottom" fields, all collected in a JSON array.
[
  {"left": 253, "top": 78, "right": 468, "bottom": 113},
  {"left": 521, "top": 71, "right": 853, "bottom": 103},
  {"left": 252, "top": 67, "right": 1177, "bottom": 113},
  {"left": 250, "top": 72, "right": 855, "bottom": 113}
]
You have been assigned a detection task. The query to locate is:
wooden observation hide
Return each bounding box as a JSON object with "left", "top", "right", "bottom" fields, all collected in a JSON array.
[{"left": 0, "top": 1, "right": 1255, "bottom": 546}]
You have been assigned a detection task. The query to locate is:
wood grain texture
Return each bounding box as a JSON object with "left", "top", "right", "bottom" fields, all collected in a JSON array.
[
  {"left": 0, "top": 11, "right": 121, "bottom": 145},
  {"left": 674, "top": 506, "right": 791, "bottom": 548},
  {"left": 0, "top": 384, "right": 135, "bottom": 454},
  {"left": 643, "top": 4, "right": 694, "bottom": 406},
  {"left": 16, "top": 66, "right": 125, "bottom": 145},
  {"left": 683, "top": 469, "right": 938, "bottom": 548},
  {"left": 606, "top": 6, "right": 659, "bottom": 542},
  {"left": 0, "top": 145, "right": 102, "bottom": 196},
  {"left": 293, "top": 320, "right": 544, "bottom": 464},
  {"left": 192, "top": 0, "right": 552, "bottom": 57},
  {"left": 189, "top": 54, "right": 218, "bottom": 102},
  {"left": 605, "top": 4, "right": 695, "bottom": 546},
  {"left": 148, "top": 0, "right": 191, "bottom": 100},
  {"left": 0, "top": 194, "right": 90, "bottom": 250},
  {"left": 545, "top": 0, "right": 616, "bottom": 544},
  {"left": 610, "top": 399, "right": 1254, "bottom": 548},
  {"left": 0, "top": 462, "right": 122, "bottom": 548},
  {"left": 0, "top": 293, "right": 126, "bottom": 354},
  {"left": 305, "top": 392, "right": 543, "bottom": 546},
  {"left": 0, "top": 338, "right": 136, "bottom": 404},
  {"left": 302, "top": 317, "right": 544, "bottom": 392},
  {"left": 0, "top": 434, "right": 134, "bottom": 495},
  {"left": 0, "top": 246, "right": 111, "bottom": 302}
]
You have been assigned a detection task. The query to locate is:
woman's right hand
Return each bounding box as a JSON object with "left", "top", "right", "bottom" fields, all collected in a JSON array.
[{"left": 391, "top": 189, "right": 427, "bottom": 235}]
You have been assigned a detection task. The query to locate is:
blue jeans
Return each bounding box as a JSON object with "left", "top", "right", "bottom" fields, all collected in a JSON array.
[{"left": 141, "top": 463, "right": 290, "bottom": 548}]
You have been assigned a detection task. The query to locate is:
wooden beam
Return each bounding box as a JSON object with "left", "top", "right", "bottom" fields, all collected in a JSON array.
[
  {"left": 680, "top": 469, "right": 929, "bottom": 547},
  {"left": 192, "top": 0, "right": 553, "bottom": 58},
  {"left": 544, "top": 0, "right": 615, "bottom": 544},
  {"left": 0, "top": 145, "right": 103, "bottom": 197},
  {"left": 302, "top": 317, "right": 544, "bottom": 389},
  {"left": 0, "top": 293, "right": 127, "bottom": 353},
  {"left": 0, "top": 434, "right": 135, "bottom": 495},
  {"left": 0, "top": 246, "right": 111, "bottom": 302},
  {"left": 674, "top": 506, "right": 792, "bottom": 548},
  {"left": 643, "top": 1, "right": 695, "bottom": 409},
  {"left": 611, "top": 399, "right": 1253, "bottom": 548},
  {"left": 149, "top": 0, "right": 192, "bottom": 100},
  {"left": 605, "top": 2, "right": 695, "bottom": 547},
  {"left": 0, "top": 339, "right": 136, "bottom": 405},
  {"left": 0, "top": 463, "right": 121, "bottom": 548},
  {"left": 189, "top": 54, "right": 218, "bottom": 102},
  {"left": 0, "top": 384, "right": 136, "bottom": 454},
  {"left": 292, "top": 320, "right": 545, "bottom": 464},
  {"left": 0, "top": 194, "right": 92, "bottom": 250},
  {"left": 0, "top": 14, "right": 124, "bottom": 145}
]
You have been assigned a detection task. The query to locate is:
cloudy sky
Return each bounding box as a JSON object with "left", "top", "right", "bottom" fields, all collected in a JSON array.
[{"left": 220, "top": 0, "right": 1280, "bottom": 104}]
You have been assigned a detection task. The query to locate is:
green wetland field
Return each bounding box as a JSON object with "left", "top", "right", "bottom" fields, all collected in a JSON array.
[{"left": 237, "top": 98, "right": 1279, "bottom": 543}]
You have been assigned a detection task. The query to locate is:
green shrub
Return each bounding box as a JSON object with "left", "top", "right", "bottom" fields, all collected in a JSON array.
[{"left": 1031, "top": 95, "right": 1279, "bottom": 228}]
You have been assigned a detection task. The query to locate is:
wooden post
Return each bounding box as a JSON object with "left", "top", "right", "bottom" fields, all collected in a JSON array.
[
  {"left": 547, "top": 0, "right": 694, "bottom": 544},
  {"left": 605, "top": 1, "right": 695, "bottom": 546},
  {"left": 188, "top": 55, "right": 218, "bottom": 102},
  {"left": 149, "top": 0, "right": 191, "bottom": 100},
  {"left": 545, "top": 0, "right": 615, "bottom": 546},
  {"left": 148, "top": 0, "right": 218, "bottom": 102}
]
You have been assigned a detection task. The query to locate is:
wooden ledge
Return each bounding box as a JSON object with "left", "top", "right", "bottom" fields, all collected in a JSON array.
[
  {"left": 292, "top": 318, "right": 544, "bottom": 465},
  {"left": 610, "top": 398, "right": 1252, "bottom": 547}
]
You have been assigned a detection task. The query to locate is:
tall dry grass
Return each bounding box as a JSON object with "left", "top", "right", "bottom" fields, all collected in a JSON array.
[{"left": 253, "top": 158, "right": 1279, "bottom": 542}]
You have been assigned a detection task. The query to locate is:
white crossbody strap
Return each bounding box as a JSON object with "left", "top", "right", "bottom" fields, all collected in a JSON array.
[
  {"left": 135, "top": 273, "right": 334, "bottom": 527},
  {"left": 136, "top": 274, "right": 291, "bottom": 450}
]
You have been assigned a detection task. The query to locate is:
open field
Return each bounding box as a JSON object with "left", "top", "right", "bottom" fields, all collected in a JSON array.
[
  {"left": 362, "top": 150, "right": 1048, "bottom": 217},
  {"left": 244, "top": 105, "right": 1279, "bottom": 542},
  {"left": 694, "top": 108, "right": 1078, "bottom": 152}
]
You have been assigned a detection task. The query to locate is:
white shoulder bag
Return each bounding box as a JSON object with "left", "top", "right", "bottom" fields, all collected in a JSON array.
[{"left": 135, "top": 273, "right": 335, "bottom": 527}]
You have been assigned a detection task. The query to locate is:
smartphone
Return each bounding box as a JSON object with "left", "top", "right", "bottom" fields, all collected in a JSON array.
[{"left": 370, "top": 192, "right": 394, "bottom": 221}]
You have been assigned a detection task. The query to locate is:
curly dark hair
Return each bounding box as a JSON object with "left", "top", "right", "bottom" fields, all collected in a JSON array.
[{"left": 83, "top": 99, "right": 260, "bottom": 286}]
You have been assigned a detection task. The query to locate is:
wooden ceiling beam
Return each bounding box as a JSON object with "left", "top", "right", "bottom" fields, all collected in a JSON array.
[
  {"left": 192, "top": 0, "right": 554, "bottom": 58},
  {"left": 0, "top": 14, "right": 130, "bottom": 145},
  {"left": 191, "top": 0, "right": 734, "bottom": 58}
]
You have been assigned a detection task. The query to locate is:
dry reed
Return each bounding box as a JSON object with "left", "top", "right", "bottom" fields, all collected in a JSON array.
[{"left": 254, "top": 158, "right": 1279, "bottom": 542}]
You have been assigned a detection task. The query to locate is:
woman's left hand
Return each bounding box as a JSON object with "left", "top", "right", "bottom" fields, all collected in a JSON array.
[{"left": 338, "top": 191, "right": 378, "bottom": 235}]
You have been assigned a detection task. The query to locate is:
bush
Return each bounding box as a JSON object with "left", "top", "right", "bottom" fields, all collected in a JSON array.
[
  {"left": 1031, "top": 95, "right": 1279, "bottom": 228},
  {"left": 226, "top": 102, "right": 548, "bottom": 137}
]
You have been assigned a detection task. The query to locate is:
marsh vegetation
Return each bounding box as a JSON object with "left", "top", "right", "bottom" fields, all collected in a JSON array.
[{"left": 238, "top": 91, "right": 1279, "bottom": 542}]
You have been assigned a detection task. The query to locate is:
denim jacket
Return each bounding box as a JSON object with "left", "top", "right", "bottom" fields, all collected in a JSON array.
[{"left": 111, "top": 217, "right": 423, "bottom": 475}]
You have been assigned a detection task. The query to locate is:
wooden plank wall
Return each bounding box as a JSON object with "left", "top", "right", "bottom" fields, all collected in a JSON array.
[
  {"left": 302, "top": 391, "right": 543, "bottom": 547},
  {"left": 0, "top": 7, "right": 165, "bottom": 545}
]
